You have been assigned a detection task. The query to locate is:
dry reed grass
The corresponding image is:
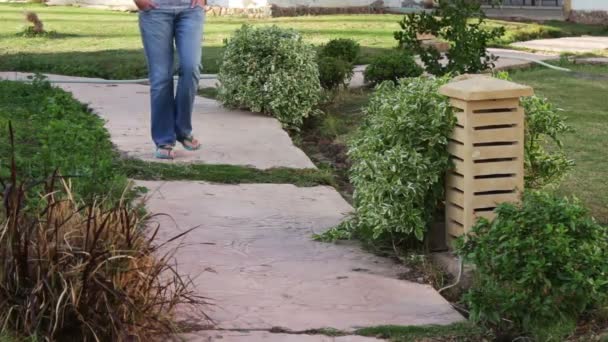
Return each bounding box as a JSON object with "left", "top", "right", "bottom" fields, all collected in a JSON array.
[{"left": 0, "top": 123, "right": 210, "bottom": 341}]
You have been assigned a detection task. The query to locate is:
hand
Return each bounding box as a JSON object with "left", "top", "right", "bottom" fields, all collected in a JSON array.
[
  {"left": 190, "top": 0, "right": 206, "bottom": 8},
  {"left": 134, "top": 0, "right": 157, "bottom": 11}
]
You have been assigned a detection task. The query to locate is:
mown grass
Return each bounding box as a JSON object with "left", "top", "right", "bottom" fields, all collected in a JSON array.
[
  {"left": 120, "top": 158, "right": 335, "bottom": 187},
  {"left": 355, "top": 322, "right": 489, "bottom": 341},
  {"left": 0, "top": 78, "right": 128, "bottom": 201},
  {"left": 1, "top": 3, "right": 606, "bottom": 78},
  {"left": 510, "top": 63, "right": 608, "bottom": 223}
]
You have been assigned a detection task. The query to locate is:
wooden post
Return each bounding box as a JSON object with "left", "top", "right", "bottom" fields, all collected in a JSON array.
[{"left": 439, "top": 75, "right": 533, "bottom": 247}]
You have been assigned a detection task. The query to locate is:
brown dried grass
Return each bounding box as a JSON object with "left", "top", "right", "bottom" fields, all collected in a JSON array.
[
  {"left": 0, "top": 123, "right": 209, "bottom": 341},
  {"left": 24, "top": 12, "right": 44, "bottom": 34}
]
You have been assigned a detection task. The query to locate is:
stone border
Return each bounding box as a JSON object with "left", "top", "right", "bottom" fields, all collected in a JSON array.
[
  {"left": 270, "top": 1, "right": 386, "bottom": 17},
  {"left": 206, "top": 5, "right": 271, "bottom": 18},
  {"left": 568, "top": 10, "right": 608, "bottom": 25}
]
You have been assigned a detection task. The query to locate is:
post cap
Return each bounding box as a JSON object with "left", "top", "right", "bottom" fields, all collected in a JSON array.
[{"left": 439, "top": 74, "right": 534, "bottom": 101}]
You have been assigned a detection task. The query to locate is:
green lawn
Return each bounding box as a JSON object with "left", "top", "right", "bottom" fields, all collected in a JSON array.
[
  {"left": 1, "top": 3, "right": 606, "bottom": 78},
  {"left": 510, "top": 63, "right": 608, "bottom": 223},
  {"left": 0, "top": 78, "right": 128, "bottom": 201}
]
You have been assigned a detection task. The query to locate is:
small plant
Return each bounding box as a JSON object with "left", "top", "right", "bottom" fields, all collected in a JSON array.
[
  {"left": 319, "top": 38, "right": 360, "bottom": 64},
  {"left": 18, "top": 11, "right": 55, "bottom": 37},
  {"left": 347, "top": 76, "right": 454, "bottom": 243},
  {"left": 218, "top": 25, "right": 322, "bottom": 129},
  {"left": 0, "top": 124, "right": 209, "bottom": 340},
  {"left": 457, "top": 191, "right": 608, "bottom": 341},
  {"left": 364, "top": 49, "right": 423, "bottom": 85},
  {"left": 317, "top": 56, "right": 354, "bottom": 90},
  {"left": 25, "top": 11, "right": 44, "bottom": 33},
  {"left": 522, "top": 94, "right": 574, "bottom": 189},
  {"left": 394, "top": 0, "right": 505, "bottom": 75}
]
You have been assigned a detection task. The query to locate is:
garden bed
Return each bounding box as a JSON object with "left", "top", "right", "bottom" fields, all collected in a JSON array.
[
  {"left": 299, "top": 62, "right": 608, "bottom": 224},
  {"left": 295, "top": 62, "right": 608, "bottom": 340}
]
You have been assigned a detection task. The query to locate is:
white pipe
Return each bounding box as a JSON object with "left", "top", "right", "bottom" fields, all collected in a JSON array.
[{"left": 500, "top": 55, "right": 572, "bottom": 72}]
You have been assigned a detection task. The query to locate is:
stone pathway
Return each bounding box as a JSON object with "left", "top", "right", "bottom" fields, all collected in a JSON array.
[
  {"left": 0, "top": 72, "right": 464, "bottom": 341},
  {"left": 511, "top": 36, "right": 608, "bottom": 53},
  {"left": 142, "top": 181, "right": 462, "bottom": 340},
  {"left": 0, "top": 72, "right": 313, "bottom": 169}
]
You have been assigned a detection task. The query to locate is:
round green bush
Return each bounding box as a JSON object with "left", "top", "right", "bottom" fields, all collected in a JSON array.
[
  {"left": 364, "top": 50, "right": 423, "bottom": 85},
  {"left": 458, "top": 191, "right": 608, "bottom": 340},
  {"left": 317, "top": 56, "right": 354, "bottom": 90},
  {"left": 218, "top": 25, "right": 322, "bottom": 129},
  {"left": 319, "top": 38, "right": 360, "bottom": 63},
  {"left": 348, "top": 76, "right": 454, "bottom": 242}
]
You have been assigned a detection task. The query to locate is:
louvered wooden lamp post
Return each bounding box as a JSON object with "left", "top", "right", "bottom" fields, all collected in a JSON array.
[{"left": 439, "top": 75, "right": 534, "bottom": 247}]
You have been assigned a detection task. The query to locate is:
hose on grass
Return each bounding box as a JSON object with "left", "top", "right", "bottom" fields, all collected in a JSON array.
[{"left": 503, "top": 55, "right": 572, "bottom": 72}]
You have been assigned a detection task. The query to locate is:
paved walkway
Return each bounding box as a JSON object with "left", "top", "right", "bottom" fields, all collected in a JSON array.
[
  {"left": 0, "top": 72, "right": 314, "bottom": 169},
  {"left": 142, "top": 181, "right": 462, "bottom": 340},
  {"left": 512, "top": 36, "right": 608, "bottom": 53},
  {"left": 0, "top": 72, "right": 464, "bottom": 341}
]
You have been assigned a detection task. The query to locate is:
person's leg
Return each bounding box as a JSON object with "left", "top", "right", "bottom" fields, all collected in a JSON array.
[
  {"left": 174, "top": 6, "right": 204, "bottom": 142},
  {"left": 139, "top": 9, "right": 177, "bottom": 147}
]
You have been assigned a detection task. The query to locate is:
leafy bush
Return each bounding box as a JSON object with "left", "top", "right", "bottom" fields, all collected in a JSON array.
[
  {"left": 318, "top": 56, "right": 354, "bottom": 90},
  {"left": 394, "top": 0, "right": 504, "bottom": 75},
  {"left": 319, "top": 38, "right": 360, "bottom": 63},
  {"left": 522, "top": 95, "right": 574, "bottom": 189},
  {"left": 496, "top": 72, "right": 573, "bottom": 189},
  {"left": 0, "top": 142, "right": 207, "bottom": 340},
  {"left": 347, "top": 76, "right": 454, "bottom": 242},
  {"left": 364, "top": 50, "right": 423, "bottom": 85},
  {"left": 0, "top": 78, "right": 126, "bottom": 201},
  {"left": 457, "top": 191, "right": 608, "bottom": 340},
  {"left": 218, "top": 25, "right": 322, "bottom": 129}
]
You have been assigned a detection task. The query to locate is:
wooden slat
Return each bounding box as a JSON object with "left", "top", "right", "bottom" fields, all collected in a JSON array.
[
  {"left": 450, "top": 98, "right": 468, "bottom": 111},
  {"left": 472, "top": 111, "right": 520, "bottom": 128},
  {"left": 473, "top": 176, "right": 517, "bottom": 192},
  {"left": 468, "top": 99, "right": 519, "bottom": 111},
  {"left": 452, "top": 158, "right": 465, "bottom": 174},
  {"left": 473, "top": 126, "right": 520, "bottom": 144},
  {"left": 447, "top": 204, "right": 464, "bottom": 223},
  {"left": 472, "top": 143, "right": 520, "bottom": 160},
  {"left": 447, "top": 221, "right": 464, "bottom": 237},
  {"left": 475, "top": 210, "right": 497, "bottom": 221},
  {"left": 448, "top": 141, "right": 465, "bottom": 159},
  {"left": 450, "top": 126, "right": 466, "bottom": 143},
  {"left": 473, "top": 192, "right": 519, "bottom": 208},
  {"left": 455, "top": 111, "right": 465, "bottom": 126},
  {"left": 447, "top": 172, "right": 464, "bottom": 190},
  {"left": 446, "top": 188, "right": 464, "bottom": 208},
  {"left": 473, "top": 160, "right": 520, "bottom": 176}
]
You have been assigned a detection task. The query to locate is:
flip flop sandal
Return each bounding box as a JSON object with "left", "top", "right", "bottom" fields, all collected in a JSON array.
[
  {"left": 155, "top": 145, "right": 176, "bottom": 160},
  {"left": 178, "top": 135, "right": 201, "bottom": 151}
]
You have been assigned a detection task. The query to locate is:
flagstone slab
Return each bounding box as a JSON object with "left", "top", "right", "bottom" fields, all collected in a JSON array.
[
  {"left": 511, "top": 36, "right": 608, "bottom": 53},
  {"left": 139, "top": 180, "right": 463, "bottom": 332}
]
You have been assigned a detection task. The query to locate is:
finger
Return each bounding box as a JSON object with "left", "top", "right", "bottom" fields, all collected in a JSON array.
[
  {"left": 190, "top": 0, "right": 196, "bottom": 8},
  {"left": 149, "top": 0, "right": 157, "bottom": 7}
]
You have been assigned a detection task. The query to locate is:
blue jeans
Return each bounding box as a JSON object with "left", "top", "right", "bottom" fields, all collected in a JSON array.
[{"left": 138, "top": 7, "right": 204, "bottom": 147}]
